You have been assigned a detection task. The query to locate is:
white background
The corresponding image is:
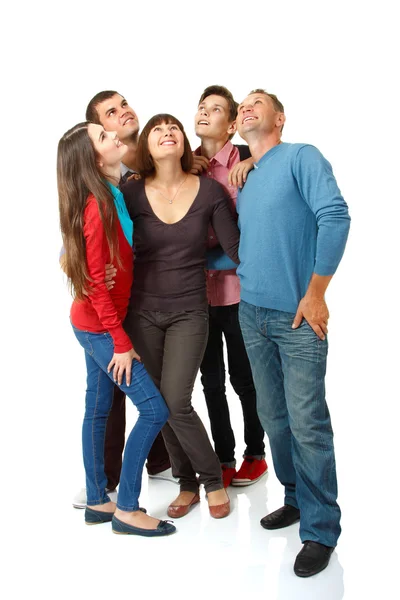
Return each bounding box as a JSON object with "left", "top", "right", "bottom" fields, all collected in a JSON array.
[{"left": 1, "top": 1, "right": 398, "bottom": 599}]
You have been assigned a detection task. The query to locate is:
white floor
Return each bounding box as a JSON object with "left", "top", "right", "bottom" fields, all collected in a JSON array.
[
  {"left": 7, "top": 361, "right": 395, "bottom": 600},
  {"left": 67, "top": 469, "right": 347, "bottom": 600}
]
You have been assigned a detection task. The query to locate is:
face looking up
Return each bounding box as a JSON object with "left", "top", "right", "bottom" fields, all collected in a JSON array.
[
  {"left": 237, "top": 93, "right": 285, "bottom": 139},
  {"left": 95, "top": 94, "right": 139, "bottom": 141},
  {"left": 147, "top": 121, "right": 185, "bottom": 162},
  {"left": 195, "top": 94, "right": 236, "bottom": 141},
  {"left": 88, "top": 123, "right": 127, "bottom": 171}
]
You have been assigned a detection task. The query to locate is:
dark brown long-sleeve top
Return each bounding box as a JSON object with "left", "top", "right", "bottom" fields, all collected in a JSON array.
[{"left": 121, "top": 176, "right": 240, "bottom": 311}]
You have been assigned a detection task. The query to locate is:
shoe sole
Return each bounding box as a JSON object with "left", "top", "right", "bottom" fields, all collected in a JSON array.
[
  {"left": 112, "top": 529, "right": 176, "bottom": 536},
  {"left": 231, "top": 470, "right": 268, "bottom": 486},
  {"left": 294, "top": 561, "right": 330, "bottom": 577}
]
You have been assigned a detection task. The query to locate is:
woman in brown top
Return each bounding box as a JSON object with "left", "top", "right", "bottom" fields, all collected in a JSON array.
[{"left": 122, "top": 114, "right": 240, "bottom": 519}]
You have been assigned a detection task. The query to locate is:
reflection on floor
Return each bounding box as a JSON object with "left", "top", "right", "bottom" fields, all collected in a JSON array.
[
  {"left": 66, "top": 468, "right": 345, "bottom": 599},
  {"left": 43, "top": 377, "right": 373, "bottom": 600}
]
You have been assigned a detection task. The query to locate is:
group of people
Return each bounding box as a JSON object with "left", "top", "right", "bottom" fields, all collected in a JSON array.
[{"left": 57, "top": 85, "right": 350, "bottom": 577}]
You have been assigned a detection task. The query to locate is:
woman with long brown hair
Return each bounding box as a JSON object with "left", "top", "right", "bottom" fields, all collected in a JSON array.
[
  {"left": 57, "top": 121, "right": 175, "bottom": 537},
  {"left": 122, "top": 114, "right": 240, "bottom": 519}
]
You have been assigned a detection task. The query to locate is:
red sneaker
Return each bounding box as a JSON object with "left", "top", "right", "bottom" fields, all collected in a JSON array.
[
  {"left": 231, "top": 458, "right": 268, "bottom": 486},
  {"left": 221, "top": 465, "right": 237, "bottom": 488}
]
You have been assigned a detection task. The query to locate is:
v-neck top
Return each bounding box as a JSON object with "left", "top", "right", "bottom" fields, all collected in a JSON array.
[{"left": 121, "top": 176, "right": 240, "bottom": 311}]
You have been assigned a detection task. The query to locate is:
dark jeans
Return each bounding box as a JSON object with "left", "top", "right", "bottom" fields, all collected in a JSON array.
[
  {"left": 200, "top": 303, "right": 265, "bottom": 465},
  {"left": 104, "top": 387, "right": 170, "bottom": 490},
  {"left": 72, "top": 326, "right": 169, "bottom": 511},
  {"left": 125, "top": 308, "right": 223, "bottom": 494},
  {"left": 239, "top": 301, "right": 341, "bottom": 547}
]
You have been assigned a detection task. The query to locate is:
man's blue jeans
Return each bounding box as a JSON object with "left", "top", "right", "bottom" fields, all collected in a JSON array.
[
  {"left": 239, "top": 301, "right": 341, "bottom": 547},
  {"left": 72, "top": 326, "right": 169, "bottom": 511}
]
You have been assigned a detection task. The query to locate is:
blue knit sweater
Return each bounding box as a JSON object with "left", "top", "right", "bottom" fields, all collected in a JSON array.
[{"left": 236, "top": 142, "right": 350, "bottom": 313}]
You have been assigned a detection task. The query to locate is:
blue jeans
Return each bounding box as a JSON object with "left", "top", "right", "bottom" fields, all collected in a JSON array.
[
  {"left": 72, "top": 326, "right": 169, "bottom": 511},
  {"left": 239, "top": 301, "right": 341, "bottom": 547}
]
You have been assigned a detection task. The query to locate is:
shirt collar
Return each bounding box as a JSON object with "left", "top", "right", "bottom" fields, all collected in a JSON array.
[
  {"left": 194, "top": 140, "right": 235, "bottom": 168},
  {"left": 107, "top": 180, "right": 122, "bottom": 199},
  {"left": 120, "top": 162, "right": 131, "bottom": 178}
]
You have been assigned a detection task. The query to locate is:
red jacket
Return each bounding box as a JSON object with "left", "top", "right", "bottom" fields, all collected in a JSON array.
[{"left": 70, "top": 195, "right": 133, "bottom": 353}]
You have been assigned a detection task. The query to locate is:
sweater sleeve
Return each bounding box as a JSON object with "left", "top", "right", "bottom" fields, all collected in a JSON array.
[
  {"left": 209, "top": 182, "right": 240, "bottom": 265},
  {"left": 293, "top": 145, "right": 351, "bottom": 275},
  {"left": 83, "top": 201, "right": 132, "bottom": 353},
  {"left": 207, "top": 246, "right": 238, "bottom": 270}
]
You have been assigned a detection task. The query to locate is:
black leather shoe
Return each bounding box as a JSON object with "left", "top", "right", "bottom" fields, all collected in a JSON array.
[
  {"left": 260, "top": 505, "right": 300, "bottom": 530},
  {"left": 294, "top": 541, "right": 334, "bottom": 577}
]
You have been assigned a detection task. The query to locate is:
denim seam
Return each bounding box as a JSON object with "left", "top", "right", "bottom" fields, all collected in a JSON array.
[
  {"left": 91, "top": 354, "right": 103, "bottom": 503},
  {"left": 85, "top": 332, "right": 94, "bottom": 356},
  {"left": 119, "top": 372, "right": 157, "bottom": 510},
  {"left": 316, "top": 338, "right": 330, "bottom": 455}
]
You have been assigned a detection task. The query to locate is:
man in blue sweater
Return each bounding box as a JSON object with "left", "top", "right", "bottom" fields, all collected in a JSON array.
[{"left": 236, "top": 89, "right": 350, "bottom": 578}]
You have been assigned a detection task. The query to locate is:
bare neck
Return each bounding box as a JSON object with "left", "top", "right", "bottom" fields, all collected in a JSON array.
[
  {"left": 121, "top": 134, "right": 139, "bottom": 171},
  {"left": 200, "top": 137, "right": 229, "bottom": 159},
  {"left": 103, "top": 164, "right": 122, "bottom": 186},
  {"left": 246, "top": 133, "right": 282, "bottom": 163},
  {"left": 149, "top": 159, "right": 186, "bottom": 188}
]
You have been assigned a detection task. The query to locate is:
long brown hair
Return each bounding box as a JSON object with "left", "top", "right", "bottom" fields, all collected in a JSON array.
[
  {"left": 136, "top": 114, "right": 193, "bottom": 178},
  {"left": 57, "top": 122, "right": 121, "bottom": 300}
]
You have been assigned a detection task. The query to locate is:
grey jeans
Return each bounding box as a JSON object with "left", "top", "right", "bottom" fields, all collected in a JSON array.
[{"left": 125, "top": 308, "right": 223, "bottom": 493}]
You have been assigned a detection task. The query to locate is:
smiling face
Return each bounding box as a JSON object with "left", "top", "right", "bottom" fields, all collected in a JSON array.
[
  {"left": 147, "top": 121, "right": 185, "bottom": 162},
  {"left": 194, "top": 94, "right": 236, "bottom": 142},
  {"left": 87, "top": 123, "right": 127, "bottom": 170},
  {"left": 237, "top": 93, "right": 285, "bottom": 140},
  {"left": 95, "top": 94, "right": 139, "bottom": 141}
]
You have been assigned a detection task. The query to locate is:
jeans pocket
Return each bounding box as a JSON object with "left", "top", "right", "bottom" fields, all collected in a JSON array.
[
  {"left": 72, "top": 325, "right": 95, "bottom": 356},
  {"left": 102, "top": 332, "right": 115, "bottom": 349}
]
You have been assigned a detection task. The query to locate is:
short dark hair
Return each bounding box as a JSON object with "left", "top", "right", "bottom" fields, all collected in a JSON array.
[
  {"left": 85, "top": 90, "right": 120, "bottom": 124},
  {"left": 136, "top": 114, "right": 193, "bottom": 178},
  {"left": 198, "top": 85, "right": 238, "bottom": 122}
]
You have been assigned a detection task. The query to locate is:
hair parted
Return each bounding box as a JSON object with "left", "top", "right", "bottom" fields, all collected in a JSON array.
[
  {"left": 57, "top": 122, "right": 122, "bottom": 300},
  {"left": 85, "top": 90, "right": 120, "bottom": 124},
  {"left": 136, "top": 114, "right": 193, "bottom": 178}
]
